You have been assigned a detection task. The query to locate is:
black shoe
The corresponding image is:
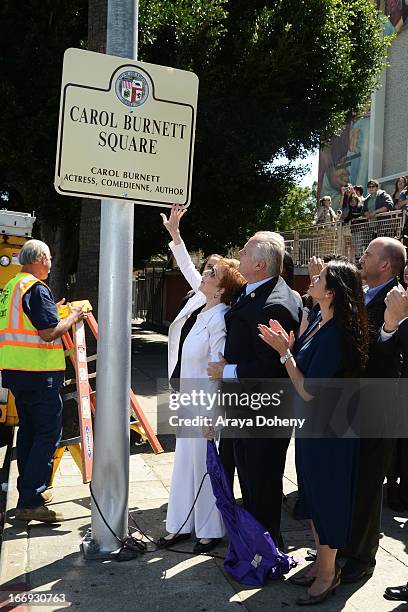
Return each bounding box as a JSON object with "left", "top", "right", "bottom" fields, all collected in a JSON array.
[
  {"left": 193, "top": 538, "right": 222, "bottom": 554},
  {"left": 387, "top": 485, "right": 405, "bottom": 512},
  {"left": 384, "top": 583, "right": 408, "bottom": 602},
  {"left": 341, "top": 561, "right": 375, "bottom": 584},
  {"left": 156, "top": 533, "right": 191, "bottom": 548},
  {"left": 306, "top": 548, "right": 317, "bottom": 561}
]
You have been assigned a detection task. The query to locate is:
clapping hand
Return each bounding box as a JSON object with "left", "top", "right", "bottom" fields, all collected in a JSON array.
[
  {"left": 384, "top": 287, "right": 408, "bottom": 332},
  {"left": 160, "top": 204, "right": 187, "bottom": 243},
  {"left": 308, "top": 256, "right": 325, "bottom": 280},
  {"left": 258, "top": 319, "right": 295, "bottom": 357}
]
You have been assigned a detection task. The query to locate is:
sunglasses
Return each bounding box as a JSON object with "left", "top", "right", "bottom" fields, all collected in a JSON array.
[{"left": 203, "top": 267, "right": 217, "bottom": 278}]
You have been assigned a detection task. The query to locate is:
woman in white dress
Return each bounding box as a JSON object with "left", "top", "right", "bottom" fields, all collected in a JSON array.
[{"left": 157, "top": 206, "right": 245, "bottom": 554}]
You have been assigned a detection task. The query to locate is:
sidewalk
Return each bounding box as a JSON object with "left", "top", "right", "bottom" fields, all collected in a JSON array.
[{"left": 0, "top": 324, "right": 407, "bottom": 611}]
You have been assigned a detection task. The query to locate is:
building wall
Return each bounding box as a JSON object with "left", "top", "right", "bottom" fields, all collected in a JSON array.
[{"left": 381, "top": 27, "right": 408, "bottom": 193}]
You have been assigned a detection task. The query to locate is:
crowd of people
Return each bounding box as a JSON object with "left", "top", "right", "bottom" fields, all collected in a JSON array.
[
  {"left": 1, "top": 211, "right": 407, "bottom": 605},
  {"left": 159, "top": 205, "right": 408, "bottom": 606},
  {"left": 315, "top": 177, "right": 408, "bottom": 230}
]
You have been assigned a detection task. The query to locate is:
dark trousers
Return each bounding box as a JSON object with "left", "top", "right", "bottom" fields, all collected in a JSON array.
[
  {"left": 387, "top": 439, "right": 408, "bottom": 502},
  {"left": 339, "top": 438, "right": 395, "bottom": 567},
  {"left": 13, "top": 387, "right": 62, "bottom": 508},
  {"left": 233, "top": 437, "right": 290, "bottom": 544}
]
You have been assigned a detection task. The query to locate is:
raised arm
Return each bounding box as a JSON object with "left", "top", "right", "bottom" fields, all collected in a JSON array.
[{"left": 161, "top": 205, "right": 202, "bottom": 292}]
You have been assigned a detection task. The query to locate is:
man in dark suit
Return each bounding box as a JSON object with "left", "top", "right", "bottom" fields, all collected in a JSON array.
[
  {"left": 208, "top": 231, "right": 302, "bottom": 545},
  {"left": 379, "top": 285, "right": 408, "bottom": 602},
  {"left": 340, "top": 237, "right": 407, "bottom": 583},
  {"left": 380, "top": 285, "right": 408, "bottom": 512}
]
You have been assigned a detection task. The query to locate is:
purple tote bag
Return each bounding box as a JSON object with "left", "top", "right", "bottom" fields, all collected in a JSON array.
[{"left": 206, "top": 440, "right": 297, "bottom": 587}]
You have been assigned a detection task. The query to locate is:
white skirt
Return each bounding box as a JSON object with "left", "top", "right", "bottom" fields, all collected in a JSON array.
[{"left": 166, "top": 437, "right": 225, "bottom": 539}]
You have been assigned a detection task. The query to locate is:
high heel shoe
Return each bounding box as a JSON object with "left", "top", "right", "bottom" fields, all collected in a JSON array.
[
  {"left": 295, "top": 567, "right": 341, "bottom": 606},
  {"left": 289, "top": 574, "right": 316, "bottom": 587},
  {"left": 289, "top": 561, "right": 317, "bottom": 586}
]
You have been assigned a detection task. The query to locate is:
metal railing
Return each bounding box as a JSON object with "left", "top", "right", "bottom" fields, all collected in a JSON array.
[
  {"left": 282, "top": 210, "right": 405, "bottom": 266},
  {"left": 132, "top": 264, "right": 166, "bottom": 325}
]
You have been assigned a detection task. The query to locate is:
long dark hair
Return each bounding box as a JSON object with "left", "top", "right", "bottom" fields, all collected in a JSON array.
[
  {"left": 325, "top": 260, "right": 369, "bottom": 375},
  {"left": 392, "top": 176, "right": 407, "bottom": 203}
]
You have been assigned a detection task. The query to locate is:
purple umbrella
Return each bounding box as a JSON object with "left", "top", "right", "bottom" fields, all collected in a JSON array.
[{"left": 206, "top": 440, "right": 297, "bottom": 586}]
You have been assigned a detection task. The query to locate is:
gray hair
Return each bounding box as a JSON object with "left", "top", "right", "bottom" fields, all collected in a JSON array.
[
  {"left": 251, "top": 231, "right": 285, "bottom": 276},
  {"left": 19, "top": 239, "right": 50, "bottom": 265}
]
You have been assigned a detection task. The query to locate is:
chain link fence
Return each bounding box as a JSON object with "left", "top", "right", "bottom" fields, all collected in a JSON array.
[{"left": 282, "top": 211, "right": 405, "bottom": 266}]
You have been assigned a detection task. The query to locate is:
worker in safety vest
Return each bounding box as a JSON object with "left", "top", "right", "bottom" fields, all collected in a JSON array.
[{"left": 0, "top": 239, "right": 84, "bottom": 523}]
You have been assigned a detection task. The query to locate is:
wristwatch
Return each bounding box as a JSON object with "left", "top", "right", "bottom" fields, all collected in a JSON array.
[{"left": 280, "top": 351, "right": 292, "bottom": 364}]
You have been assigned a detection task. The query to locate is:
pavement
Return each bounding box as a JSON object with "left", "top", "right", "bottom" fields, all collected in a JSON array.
[{"left": 0, "top": 323, "right": 407, "bottom": 611}]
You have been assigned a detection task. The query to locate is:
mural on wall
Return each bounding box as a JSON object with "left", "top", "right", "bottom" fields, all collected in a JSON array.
[
  {"left": 377, "top": 0, "right": 408, "bottom": 31},
  {"left": 318, "top": 1, "right": 406, "bottom": 209}
]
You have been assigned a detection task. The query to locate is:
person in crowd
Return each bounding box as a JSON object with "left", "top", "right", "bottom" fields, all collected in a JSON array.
[
  {"left": 338, "top": 184, "right": 356, "bottom": 219},
  {"left": 342, "top": 194, "right": 364, "bottom": 224},
  {"left": 378, "top": 276, "right": 408, "bottom": 512},
  {"left": 0, "top": 240, "right": 85, "bottom": 523},
  {"left": 315, "top": 196, "right": 338, "bottom": 224},
  {"left": 342, "top": 194, "right": 365, "bottom": 260},
  {"left": 378, "top": 282, "right": 408, "bottom": 602},
  {"left": 391, "top": 176, "right": 408, "bottom": 208},
  {"left": 282, "top": 251, "right": 303, "bottom": 304},
  {"left": 158, "top": 205, "right": 245, "bottom": 554},
  {"left": 362, "top": 179, "right": 394, "bottom": 218},
  {"left": 259, "top": 259, "right": 368, "bottom": 605},
  {"left": 339, "top": 237, "right": 407, "bottom": 583},
  {"left": 353, "top": 185, "right": 364, "bottom": 199},
  {"left": 207, "top": 232, "right": 302, "bottom": 548}
]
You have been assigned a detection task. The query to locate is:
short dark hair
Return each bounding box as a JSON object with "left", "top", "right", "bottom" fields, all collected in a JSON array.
[{"left": 354, "top": 185, "right": 364, "bottom": 197}]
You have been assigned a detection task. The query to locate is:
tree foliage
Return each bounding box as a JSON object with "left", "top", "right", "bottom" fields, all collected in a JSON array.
[
  {"left": 0, "top": 0, "right": 391, "bottom": 281},
  {"left": 135, "top": 0, "right": 390, "bottom": 260},
  {"left": 273, "top": 182, "right": 318, "bottom": 231}
]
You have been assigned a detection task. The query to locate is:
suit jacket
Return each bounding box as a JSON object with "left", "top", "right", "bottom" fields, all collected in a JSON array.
[
  {"left": 378, "top": 317, "right": 408, "bottom": 379},
  {"left": 365, "top": 278, "right": 401, "bottom": 378},
  {"left": 224, "top": 276, "right": 302, "bottom": 379}
]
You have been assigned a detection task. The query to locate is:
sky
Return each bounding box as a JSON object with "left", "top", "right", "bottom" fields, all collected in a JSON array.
[
  {"left": 297, "top": 149, "right": 319, "bottom": 187},
  {"left": 272, "top": 149, "right": 320, "bottom": 189}
]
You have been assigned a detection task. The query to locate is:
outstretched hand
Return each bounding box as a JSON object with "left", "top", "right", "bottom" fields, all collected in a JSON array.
[{"left": 160, "top": 204, "right": 187, "bottom": 244}]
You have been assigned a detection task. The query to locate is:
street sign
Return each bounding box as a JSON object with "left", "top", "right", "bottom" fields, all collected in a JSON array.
[{"left": 55, "top": 48, "right": 198, "bottom": 208}]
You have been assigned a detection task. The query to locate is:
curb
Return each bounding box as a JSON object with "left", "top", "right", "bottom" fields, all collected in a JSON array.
[{"left": 0, "top": 429, "right": 29, "bottom": 611}]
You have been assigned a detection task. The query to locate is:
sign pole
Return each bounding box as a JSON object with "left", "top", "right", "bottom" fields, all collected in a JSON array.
[{"left": 83, "top": 0, "right": 137, "bottom": 557}]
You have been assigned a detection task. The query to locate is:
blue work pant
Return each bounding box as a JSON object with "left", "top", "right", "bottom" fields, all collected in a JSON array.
[{"left": 13, "top": 387, "right": 62, "bottom": 508}]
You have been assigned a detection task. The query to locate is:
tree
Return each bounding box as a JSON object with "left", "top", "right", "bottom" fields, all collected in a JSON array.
[
  {"left": 273, "top": 182, "right": 318, "bottom": 231},
  {"left": 0, "top": 1, "right": 88, "bottom": 297},
  {"left": 130, "top": 0, "right": 390, "bottom": 261},
  {"left": 0, "top": 1, "right": 391, "bottom": 302}
]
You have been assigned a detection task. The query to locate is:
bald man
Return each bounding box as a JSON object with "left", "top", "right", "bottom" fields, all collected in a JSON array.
[{"left": 340, "top": 238, "right": 407, "bottom": 583}]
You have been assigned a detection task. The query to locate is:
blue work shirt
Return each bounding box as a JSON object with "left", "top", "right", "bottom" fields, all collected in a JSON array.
[{"left": 2, "top": 283, "right": 64, "bottom": 391}]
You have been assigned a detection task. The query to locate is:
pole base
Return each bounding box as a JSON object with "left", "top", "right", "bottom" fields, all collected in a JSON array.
[
  {"left": 81, "top": 528, "right": 140, "bottom": 561},
  {"left": 81, "top": 528, "right": 119, "bottom": 560}
]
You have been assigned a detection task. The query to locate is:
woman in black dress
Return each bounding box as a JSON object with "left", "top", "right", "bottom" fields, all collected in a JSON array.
[{"left": 258, "top": 260, "right": 368, "bottom": 605}]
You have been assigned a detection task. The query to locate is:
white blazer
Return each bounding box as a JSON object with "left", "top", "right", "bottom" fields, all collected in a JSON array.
[{"left": 167, "top": 240, "right": 227, "bottom": 378}]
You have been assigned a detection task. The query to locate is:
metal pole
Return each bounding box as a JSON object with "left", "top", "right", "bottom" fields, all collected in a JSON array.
[{"left": 84, "top": 0, "right": 137, "bottom": 556}]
